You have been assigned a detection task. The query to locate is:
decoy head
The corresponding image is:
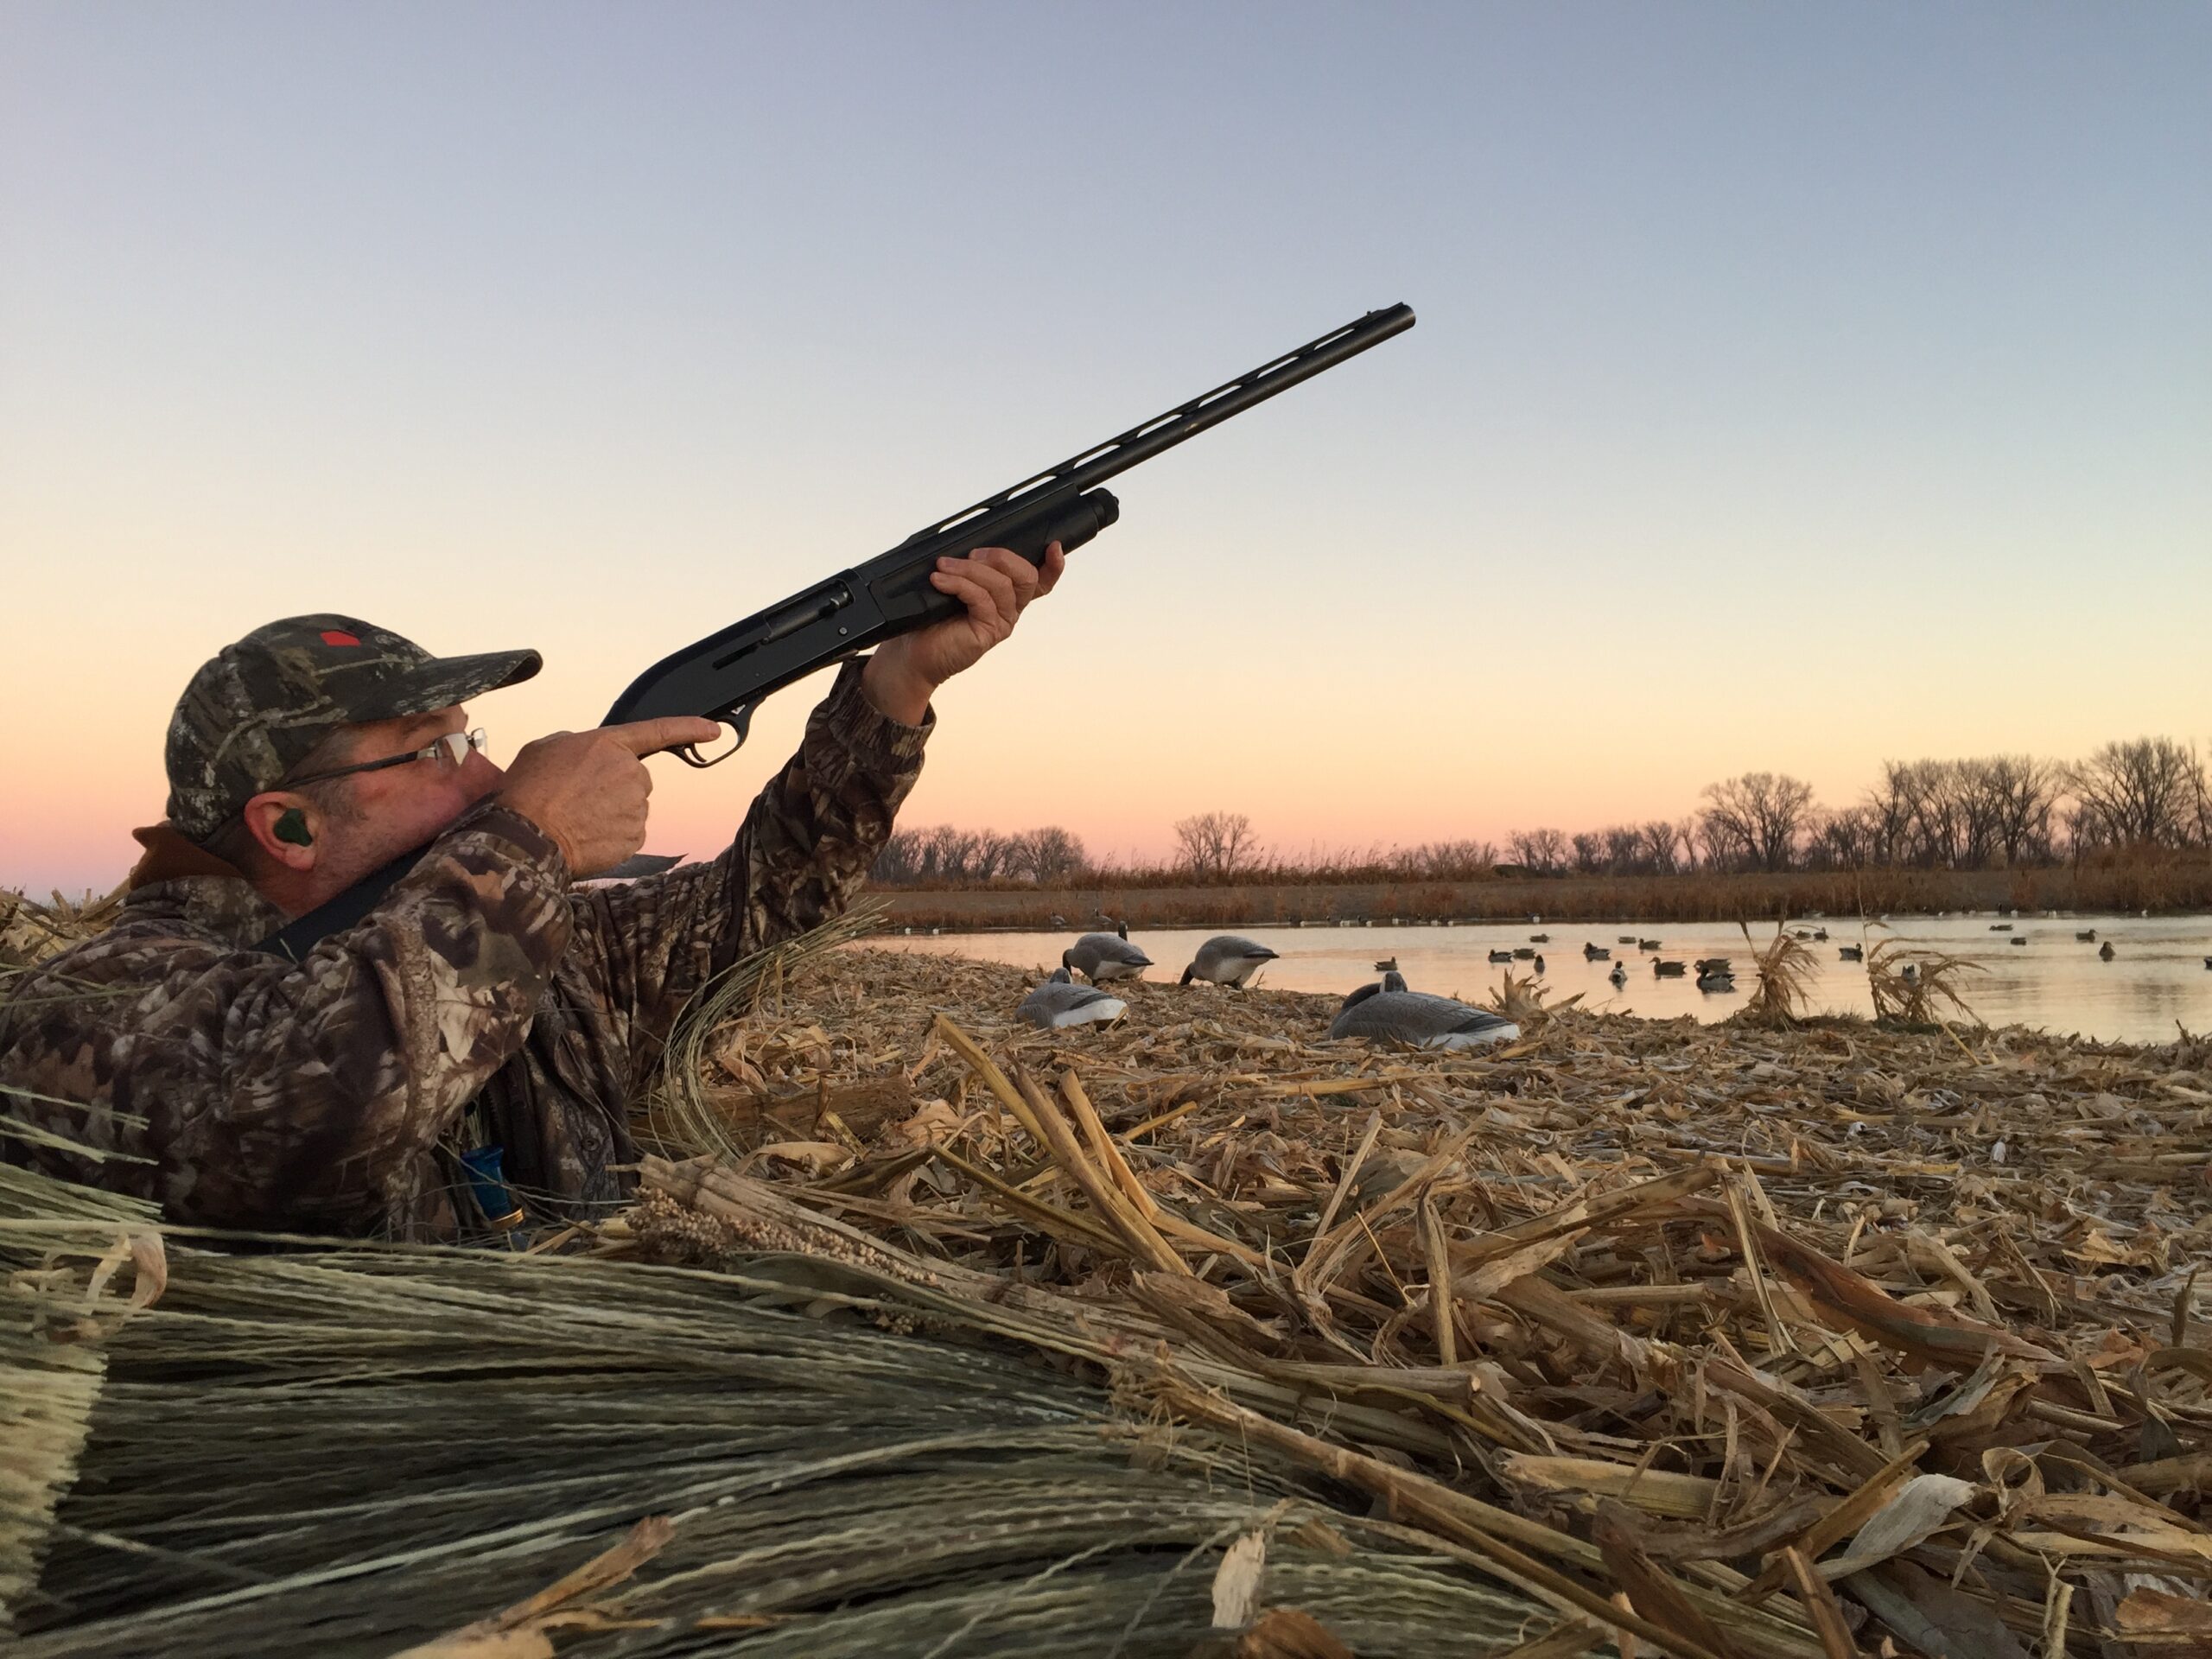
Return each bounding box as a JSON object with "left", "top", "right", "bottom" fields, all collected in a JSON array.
[
  {"left": 1179, "top": 963, "right": 1196, "bottom": 986},
  {"left": 1382, "top": 970, "right": 1408, "bottom": 993},
  {"left": 1048, "top": 966, "right": 1072, "bottom": 984},
  {"left": 1116, "top": 919, "right": 1129, "bottom": 940},
  {"left": 1061, "top": 948, "right": 1075, "bottom": 971}
]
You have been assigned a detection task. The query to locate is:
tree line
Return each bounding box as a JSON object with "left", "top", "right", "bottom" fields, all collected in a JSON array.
[{"left": 870, "top": 737, "right": 2212, "bottom": 886}]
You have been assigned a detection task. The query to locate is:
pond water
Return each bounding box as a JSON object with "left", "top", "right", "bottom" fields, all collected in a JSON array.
[{"left": 882, "top": 912, "right": 2212, "bottom": 1046}]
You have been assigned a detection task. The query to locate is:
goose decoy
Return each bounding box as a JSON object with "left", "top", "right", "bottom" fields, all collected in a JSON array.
[
  {"left": 2076, "top": 929, "right": 2096, "bottom": 943},
  {"left": 1049, "top": 913, "right": 1066, "bottom": 929},
  {"left": 1583, "top": 943, "right": 1611, "bottom": 961},
  {"left": 1901, "top": 962, "right": 1921, "bottom": 981},
  {"left": 1653, "top": 959, "right": 1687, "bottom": 977},
  {"left": 1608, "top": 961, "right": 1628, "bottom": 988},
  {"left": 1329, "top": 971, "right": 1521, "bottom": 1050},
  {"left": 1019, "top": 967, "right": 1128, "bottom": 1030},
  {"left": 1529, "top": 932, "right": 1550, "bottom": 944},
  {"left": 2099, "top": 941, "right": 2115, "bottom": 961},
  {"left": 1695, "top": 967, "right": 1736, "bottom": 992},
  {"left": 1181, "top": 935, "right": 1281, "bottom": 988},
  {"left": 1064, "top": 925, "right": 1154, "bottom": 983},
  {"left": 1487, "top": 949, "right": 1515, "bottom": 963},
  {"left": 1637, "top": 938, "right": 1661, "bottom": 951},
  {"left": 1373, "top": 956, "right": 1398, "bottom": 972},
  {"left": 1838, "top": 944, "right": 1863, "bottom": 962}
]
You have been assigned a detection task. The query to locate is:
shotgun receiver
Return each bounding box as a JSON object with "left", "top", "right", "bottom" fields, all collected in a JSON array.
[
  {"left": 257, "top": 303, "right": 1413, "bottom": 957},
  {"left": 605, "top": 302, "right": 1415, "bottom": 761}
]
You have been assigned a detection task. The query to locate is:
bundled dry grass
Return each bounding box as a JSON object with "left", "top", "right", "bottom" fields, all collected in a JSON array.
[
  {"left": 1862, "top": 937, "right": 1987, "bottom": 1028},
  {"left": 1739, "top": 922, "right": 1821, "bottom": 1028}
]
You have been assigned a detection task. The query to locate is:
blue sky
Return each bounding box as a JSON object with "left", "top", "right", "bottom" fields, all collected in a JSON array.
[{"left": 3, "top": 3, "right": 2206, "bottom": 889}]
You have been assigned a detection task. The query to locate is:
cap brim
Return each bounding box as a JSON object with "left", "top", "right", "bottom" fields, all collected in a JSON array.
[{"left": 352, "top": 649, "right": 543, "bottom": 721}]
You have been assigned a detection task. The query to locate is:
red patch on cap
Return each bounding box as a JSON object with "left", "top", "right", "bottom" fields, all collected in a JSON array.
[{"left": 320, "top": 630, "right": 361, "bottom": 647}]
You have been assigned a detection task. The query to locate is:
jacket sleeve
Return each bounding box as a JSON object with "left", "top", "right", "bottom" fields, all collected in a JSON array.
[
  {"left": 124, "top": 804, "right": 575, "bottom": 1231},
  {"left": 567, "top": 658, "right": 930, "bottom": 1063}
]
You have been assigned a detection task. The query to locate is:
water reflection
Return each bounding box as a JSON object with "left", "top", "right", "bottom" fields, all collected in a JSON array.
[{"left": 883, "top": 913, "right": 2212, "bottom": 1046}]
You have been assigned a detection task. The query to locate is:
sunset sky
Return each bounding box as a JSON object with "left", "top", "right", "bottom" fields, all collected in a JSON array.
[{"left": 3, "top": 4, "right": 2207, "bottom": 893}]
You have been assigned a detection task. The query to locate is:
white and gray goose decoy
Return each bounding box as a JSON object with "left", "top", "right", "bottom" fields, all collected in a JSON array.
[
  {"left": 1063, "top": 921, "right": 1153, "bottom": 983},
  {"left": 1326, "top": 971, "right": 1521, "bottom": 1050},
  {"left": 1180, "top": 934, "right": 1280, "bottom": 988},
  {"left": 1018, "top": 968, "right": 1128, "bottom": 1030}
]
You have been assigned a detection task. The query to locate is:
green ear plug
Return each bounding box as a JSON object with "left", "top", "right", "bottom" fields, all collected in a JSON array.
[{"left": 273, "top": 808, "right": 314, "bottom": 848}]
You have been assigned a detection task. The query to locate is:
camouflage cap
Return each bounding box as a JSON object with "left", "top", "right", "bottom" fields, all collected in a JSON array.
[{"left": 165, "top": 615, "right": 542, "bottom": 842}]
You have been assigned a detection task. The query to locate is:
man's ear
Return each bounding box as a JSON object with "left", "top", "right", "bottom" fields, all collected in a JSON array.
[{"left": 242, "top": 793, "right": 321, "bottom": 872}]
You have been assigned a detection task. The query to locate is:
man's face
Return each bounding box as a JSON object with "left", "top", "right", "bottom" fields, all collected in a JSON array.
[{"left": 299, "top": 705, "right": 505, "bottom": 885}]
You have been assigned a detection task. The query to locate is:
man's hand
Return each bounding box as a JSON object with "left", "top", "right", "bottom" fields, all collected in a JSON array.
[
  {"left": 495, "top": 716, "right": 721, "bottom": 876},
  {"left": 861, "top": 542, "right": 1065, "bottom": 724}
]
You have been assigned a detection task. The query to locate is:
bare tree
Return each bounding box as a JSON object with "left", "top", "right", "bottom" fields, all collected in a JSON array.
[
  {"left": 1639, "top": 819, "right": 1685, "bottom": 875},
  {"left": 2070, "top": 738, "right": 2205, "bottom": 849},
  {"left": 1571, "top": 831, "right": 1605, "bottom": 874},
  {"left": 1699, "top": 772, "right": 1815, "bottom": 872},
  {"left": 1173, "top": 810, "right": 1259, "bottom": 880},
  {"left": 1007, "top": 826, "right": 1089, "bottom": 881},
  {"left": 1984, "top": 754, "right": 2061, "bottom": 867}
]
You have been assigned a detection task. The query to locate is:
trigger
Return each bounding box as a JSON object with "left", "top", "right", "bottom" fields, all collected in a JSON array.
[{"left": 678, "top": 703, "right": 756, "bottom": 769}]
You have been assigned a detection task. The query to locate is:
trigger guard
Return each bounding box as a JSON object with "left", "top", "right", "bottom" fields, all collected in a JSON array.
[{"left": 677, "top": 703, "right": 757, "bottom": 769}]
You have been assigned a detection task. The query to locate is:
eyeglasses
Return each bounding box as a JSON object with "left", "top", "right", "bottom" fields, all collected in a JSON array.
[{"left": 285, "top": 728, "right": 488, "bottom": 790}]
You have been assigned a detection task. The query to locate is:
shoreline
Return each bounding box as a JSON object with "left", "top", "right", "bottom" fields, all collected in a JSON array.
[{"left": 877, "top": 865, "right": 2212, "bottom": 932}]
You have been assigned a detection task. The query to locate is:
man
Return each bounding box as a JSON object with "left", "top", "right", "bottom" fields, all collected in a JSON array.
[{"left": 0, "top": 544, "right": 1062, "bottom": 1238}]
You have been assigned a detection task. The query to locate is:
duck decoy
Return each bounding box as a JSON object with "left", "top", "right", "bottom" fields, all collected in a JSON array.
[
  {"left": 1990, "top": 923, "right": 2012, "bottom": 932},
  {"left": 2203, "top": 957, "right": 2211, "bottom": 969},
  {"left": 2075, "top": 929, "right": 2096, "bottom": 943},
  {"left": 2099, "top": 941, "right": 2115, "bottom": 961},
  {"left": 1695, "top": 967, "right": 1736, "bottom": 992},
  {"left": 1181, "top": 935, "right": 1281, "bottom": 988},
  {"left": 1608, "top": 961, "right": 1628, "bottom": 988},
  {"left": 1901, "top": 962, "right": 1921, "bottom": 981},
  {"left": 1487, "top": 948, "right": 1515, "bottom": 963},
  {"left": 1618, "top": 934, "right": 1637, "bottom": 944},
  {"left": 2010, "top": 937, "right": 2027, "bottom": 946},
  {"left": 1064, "top": 924, "right": 1154, "bottom": 983},
  {"left": 1694, "top": 958, "right": 1732, "bottom": 976},
  {"left": 1529, "top": 932, "right": 1550, "bottom": 944},
  {"left": 1329, "top": 971, "right": 1521, "bottom": 1050},
  {"left": 1812, "top": 927, "right": 1828, "bottom": 942},
  {"left": 1583, "top": 942, "right": 1611, "bottom": 960},
  {"left": 1532, "top": 955, "right": 1546, "bottom": 974},
  {"left": 1019, "top": 968, "right": 1128, "bottom": 1030},
  {"left": 1653, "top": 959, "right": 1687, "bottom": 977},
  {"left": 1373, "top": 956, "right": 1398, "bottom": 972},
  {"left": 1838, "top": 944, "right": 1863, "bottom": 962},
  {"left": 1637, "top": 938, "right": 1661, "bottom": 951},
  {"left": 1512, "top": 947, "right": 1535, "bottom": 960}
]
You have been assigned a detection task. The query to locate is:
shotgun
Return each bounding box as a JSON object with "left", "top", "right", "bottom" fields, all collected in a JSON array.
[{"left": 261, "top": 302, "right": 1414, "bottom": 957}]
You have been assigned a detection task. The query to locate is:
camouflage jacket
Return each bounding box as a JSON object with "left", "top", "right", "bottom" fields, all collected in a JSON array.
[{"left": 0, "top": 663, "right": 927, "bottom": 1239}]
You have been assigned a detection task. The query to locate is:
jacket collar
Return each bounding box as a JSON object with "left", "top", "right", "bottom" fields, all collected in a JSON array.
[{"left": 124, "top": 823, "right": 287, "bottom": 946}]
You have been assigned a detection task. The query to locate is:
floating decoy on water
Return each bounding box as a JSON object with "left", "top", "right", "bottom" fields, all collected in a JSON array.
[
  {"left": 1583, "top": 943, "right": 1611, "bottom": 960},
  {"left": 1838, "top": 944, "right": 1863, "bottom": 962},
  {"left": 1019, "top": 968, "right": 1128, "bottom": 1030},
  {"left": 2203, "top": 957, "right": 2211, "bottom": 969},
  {"left": 2010, "top": 937, "right": 2028, "bottom": 947},
  {"left": 1696, "top": 966, "right": 1736, "bottom": 992},
  {"left": 2076, "top": 929, "right": 2096, "bottom": 943},
  {"left": 1813, "top": 928, "right": 1828, "bottom": 942},
  {"left": 1328, "top": 971, "right": 1520, "bottom": 1050},
  {"left": 1181, "top": 935, "right": 1281, "bottom": 988},
  {"left": 1638, "top": 938, "right": 1661, "bottom": 951},
  {"left": 1609, "top": 961, "right": 1628, "bottom": 988},
  {"left": 2099, "top": 941, "right": 2116, "bottom": 962},
  {"left": 1373, "top": 957, "right": 1398, "bottom": 973},
  {"left": 1990, "top": 924, "right": 2012, "bottom": 932},
  {"left": 1532, "top": 955, "right": 1547, "bottom": 975},
  {"left": 1064, "top": 925, "right": 1153, "bottom": 983},
  {"left": 1791, "top": 929, "right": 1814, "bottom": 941},
  {"left": 1694, "top": 958, "right": 1732, "bottom": 976},
  {"left": 1487, "top": 948, "right": 1514, "bottom": 963},
  {"left": 1529, "top": 932, "right": 1550, "bottom": 944},
  {"left": 1901, "top": 962, "right": 1921, "bottom": 981},
  {"left": 1618, "top": 934, "right": 1637, "bottom": 944},
  {"left": 1653, "top": 959, "right": 1687, "bottom": 977},
  {"left": 1512, "top": 947, "right": 1535, "bottom": 960}
]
